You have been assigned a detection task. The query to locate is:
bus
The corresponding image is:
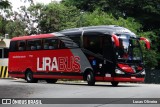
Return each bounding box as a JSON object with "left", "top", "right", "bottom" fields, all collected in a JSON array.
[
  {"left": 0, "top": 37, "right": 10, "bottom": 78},
  {"left": 8, "top": 25, "right": 150, "bottom": 86}
]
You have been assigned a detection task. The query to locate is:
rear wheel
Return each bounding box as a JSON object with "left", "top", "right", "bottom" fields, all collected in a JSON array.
[
  {"left": 86, "top": 71, "right": 95, "bottom": 86},
  {"left": 25, "top": 70, "right": 38, "bottom": 83},
  {"left": 46, "top": 79, "right": 58, "bottom": 83},
  {"left": 111, "top": 82, "right": 119, "bottom": 86}
]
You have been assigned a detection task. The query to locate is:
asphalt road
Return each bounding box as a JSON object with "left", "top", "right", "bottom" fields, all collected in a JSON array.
[{"left": 0, "top": 79, "right": 160, "bottom": 107}]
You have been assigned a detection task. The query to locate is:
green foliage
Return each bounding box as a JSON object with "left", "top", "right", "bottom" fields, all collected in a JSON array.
[
  {"left": 27, "top": 2, "right": 81, "bottom": 33},
  {"left": 62, "top": 0, "right": 160, "bottom": 31},
  {"left": 143, "top": 49, "right": 158, "bottom": 69},
  {"left": 0, "top": 0, "right": 10, "bottom": 9},
  {"left": 5, "top": 20, "right": 27, "bottom": 38},
  {"left": 79, "top": 10, "right": 141, "bottom": 33},
  {"left": 139, "top": 31, "right": 160, "bottom": 68}
]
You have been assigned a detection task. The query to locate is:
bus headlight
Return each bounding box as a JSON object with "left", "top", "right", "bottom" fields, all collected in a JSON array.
[
  {"left": 141, "top": 70, "right": 145, "bottom": 75},
  {"left": 115, "top": 69, "right": 125, "bottom": 74}
]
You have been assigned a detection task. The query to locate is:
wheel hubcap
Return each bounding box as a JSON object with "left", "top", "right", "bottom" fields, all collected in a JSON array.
[
  {"left": 27, "top": 73, "right": 32, "bottom": 81},
  {"left": 87, "top": 74, "right": 91, "bottom": 81}
]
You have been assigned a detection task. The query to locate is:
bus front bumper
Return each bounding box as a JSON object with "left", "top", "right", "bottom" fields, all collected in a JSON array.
[
  {"left": 112, "top": 77, "right": 144, "bottom": 82},
  {"left": 96, "top": 76, "right": 145, "bottom": 82}
]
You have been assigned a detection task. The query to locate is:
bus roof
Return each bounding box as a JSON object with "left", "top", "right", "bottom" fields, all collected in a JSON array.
[
  {"left": 60, "top": 25, "right": 136, "bottom": 37},
  {"left": 11, "top": 33, "right": 63, "bottom": 41}
]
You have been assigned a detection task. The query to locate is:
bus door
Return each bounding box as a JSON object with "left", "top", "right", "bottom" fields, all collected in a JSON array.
[
  {"left": 83, "top": 32, "right": 105, "bottom": 76},
  {"left": 102, "top": 35, "right": 116, "bottom": 76}
]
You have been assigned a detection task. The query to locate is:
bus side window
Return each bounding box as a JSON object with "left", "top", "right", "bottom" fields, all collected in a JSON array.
[
  {"left": 18, "top": 41, "right": 26, "bottom": 51},
  {"left": 27, "top": 41, "right": 36, "bottom": 51},
  {"left": 9, "top": 41, "right": 17, "bottom": 52},
  {"left": 59, "top": 41, "right": 66, "bottom": 49},
  {"left": 83, "top": 35, "right": 102, "bottom": 54},
  {"left": 35, "top": 40, "right": 42, "bottom": 50},
  {"left": 103, "top": 36, "right": 115, "bottom": 61},
  {"left": 44, "top": 43, "right": 49, "bottom": 49},
  {"left": 27, "top": 40, "right": 42, "bottom": 51},
  {"left": 44, "top": 38, "right": 58, "bottom": 50},
  {"left": 69, "top": 36, "right": 81, "bottom": 47}
]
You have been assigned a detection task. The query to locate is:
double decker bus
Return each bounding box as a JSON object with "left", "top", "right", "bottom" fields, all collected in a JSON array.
[{"left": 8, "top": 25, "right": 150, "bottom": 86}]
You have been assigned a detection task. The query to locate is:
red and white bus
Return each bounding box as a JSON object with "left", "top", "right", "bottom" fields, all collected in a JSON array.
[{"left": 8, "top": 25, "right": 150, "bottom": 86}]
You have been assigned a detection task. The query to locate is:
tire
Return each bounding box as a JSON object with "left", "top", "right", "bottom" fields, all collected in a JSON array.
[
  {"left": 86, "top": 71, "right": 95, "bottom": 86},
  {"left": 25, "top": 70, "right": 38, "bottom": 83},
  {"left": 46, "top": 79, "right": 58, "bottom": 83},
  {"left": 111, "top": 82, "right": 119, "bottom": 87}
]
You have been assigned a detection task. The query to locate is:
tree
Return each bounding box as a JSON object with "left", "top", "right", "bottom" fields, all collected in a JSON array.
[
  {"left": 27, "top": 2, "right": 81, "bottom": 33},
  {"left": 62, "top": 0, "right": 160, "bottom": 31},
  {"left": 0, "top": 0, "right": 10, "bottom": 9}
]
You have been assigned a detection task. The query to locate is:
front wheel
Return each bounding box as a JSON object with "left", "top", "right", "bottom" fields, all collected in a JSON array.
[
  {"left": 111, "top": 82, "right": 119, "bottom": 86},
  {"left": 46, "top": 79, "right": 58, "bottom": 83},
  {"left": 86, "top": 71, "right": 95, "bottom": 86},
  {"left": 25, "top": 70, "right": 38, "bottom": 83}
]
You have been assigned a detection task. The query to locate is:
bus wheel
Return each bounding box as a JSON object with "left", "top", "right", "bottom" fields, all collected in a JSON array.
[
  {"left": 25, "top": 70, "right": 38, "bottom": 83},
  {"left": 46, "top": 79, "right": 58, "bottom": 83},
  {"left": 86, "top": 71, "right": 95, "bottom": 86},
  {"left": 111, "top": 82, "right": 119, "bottom": 86}
]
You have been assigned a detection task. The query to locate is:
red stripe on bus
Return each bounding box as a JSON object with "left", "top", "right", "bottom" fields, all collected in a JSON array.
[
  {"left": 33, "top": 75, "right": 83, "bottom": 80},
  {"left": 113, "top": 77, "right": 144, "bottom": 82},
  {"left": 11, "top": 34, "right": 55, "bottom": 41},
  {"left": 104, "top": 77, "right": 113, "bottom": 81},
  {"left": 95, "top": 77, "right": 103, "bottom": 81}
]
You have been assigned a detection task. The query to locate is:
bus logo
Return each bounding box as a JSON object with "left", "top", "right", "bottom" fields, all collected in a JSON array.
[{"left": 37, "top": 56, "right": 80, "bottom": 72}]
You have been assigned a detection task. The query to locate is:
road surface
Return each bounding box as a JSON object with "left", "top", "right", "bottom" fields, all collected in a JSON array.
[{"left": 0, "top": 79, "right": 160, "bottom": 107}]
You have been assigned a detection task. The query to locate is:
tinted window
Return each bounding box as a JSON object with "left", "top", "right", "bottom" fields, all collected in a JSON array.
[
  {"left": 103, "top": 36, "right": 114, "bottom": 61},
  {"left": 69, "top": 36, "right": 81, "bottom": 47},
  {"left": 44, "top": 38, "right": 59, "bottom": 50},
  {"left": 83, "top": 35, "right": 103, "bottom": 54},
  {"left": 9, "top": 41, "right": 17, "bottom": 52},
  {"left": 58, "top": 36, "right": 79, "bottom": 49},
  {"left": 27, "top": 40, "right": 41, "bottom": 51},
  {"left": 18, "top": 41, "right": 26, "bottom": 51},
  {"left": 35, "top": 40, "right": 42, "bottom": 50}
]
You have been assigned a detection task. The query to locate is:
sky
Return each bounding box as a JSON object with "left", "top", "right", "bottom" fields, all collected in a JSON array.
[{"left": 9, "top": 0, "right": 61, "bottom": 11}]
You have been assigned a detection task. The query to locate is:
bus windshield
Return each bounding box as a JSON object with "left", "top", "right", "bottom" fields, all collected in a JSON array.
[{"left": 116, "top": 34, "right": 142, "bottom": 63}]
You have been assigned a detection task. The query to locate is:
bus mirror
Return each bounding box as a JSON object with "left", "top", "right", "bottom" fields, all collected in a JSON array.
[
  {"left": 140, "top": 37, "right": 150, "bottom": 49},
  {"left": 112, "top": 34, "right": 120, "bottom": 47}
]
